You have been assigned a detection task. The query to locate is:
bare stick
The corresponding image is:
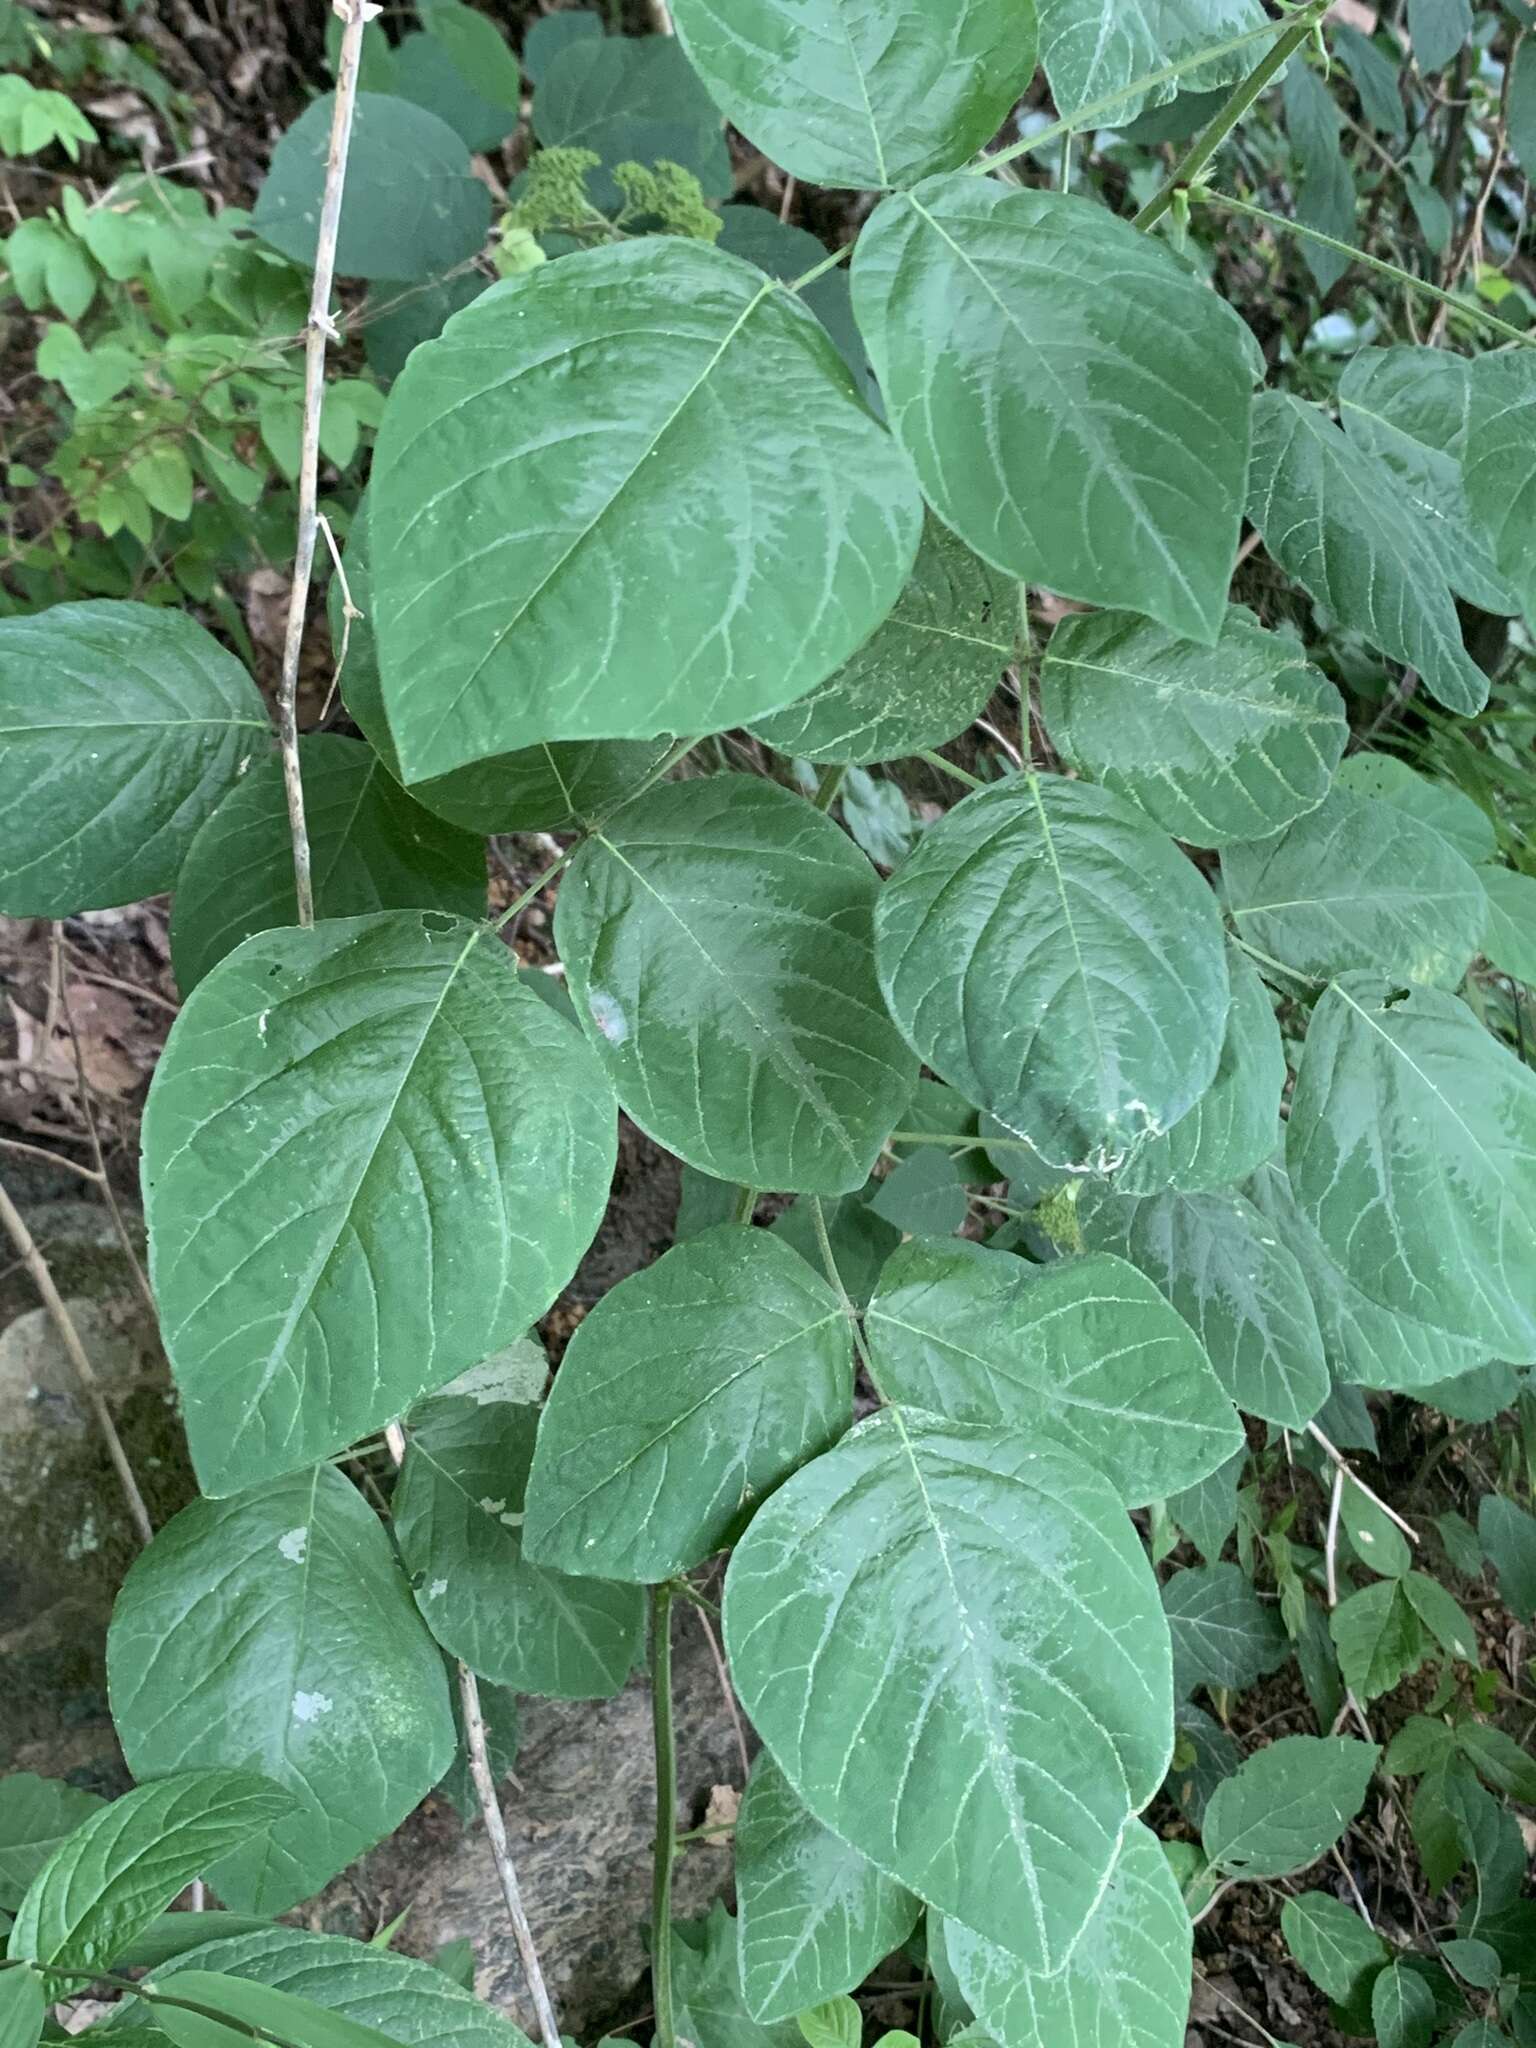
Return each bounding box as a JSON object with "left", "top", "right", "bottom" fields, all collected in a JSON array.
[
  {"left": 687, "top": 1594, "right": 751, "bottom": 1782},
  {"left": 277, "top": 0, "right": 378, "bottom": 926},
  {"left": 456, "top": 1661, "right": 562, "bottom": 2048},
  {"left": 0, "top": 1172, "right": 153, "bottom": 1546},
  {"left": 1307, "top": 1421, "right": 1420, "bottom": 1545},
  {"left": 316, "top": 512, "right": 359, "bottom": 726}
]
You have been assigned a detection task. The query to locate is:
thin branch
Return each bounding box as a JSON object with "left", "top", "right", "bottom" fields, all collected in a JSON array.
[
  {"left": 1427, "top": 28, "right": 1523, "bottom": 346},
  {"left": 316, "top": 512, "right": 360, "bottom": 725},
  {"left": 686, "top": 1594, "right": 751, "bottom": 1782},
  {"left": 1307, "top": 1421, "right": 1421, "bottom": 1545},
  {"left": 0, "top": 1137, "right": 103, "bottom": 1182},
  {"left": 650, "top": 1584, "right": 678, "bottom": 2048}
]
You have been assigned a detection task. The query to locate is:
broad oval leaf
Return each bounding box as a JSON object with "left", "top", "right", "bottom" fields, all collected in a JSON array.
[
  {"left": 532, "top": 29, "right": 732, "bottom": 202},
  {"left": 1247, "top": 391, "right": 1489, "bottom": 715},
  {"left": 1162, "top": 1562, "right": 1288, "bottom": 1695},
  {"left": 393, "top": 1393, "right": 643, "bottom": 1698},
  {"left": 1202, "top": 1735, "right": 1379, "bottom": 1879},
  {"left": 1222, "top": 787, "right": 1487, "bottom": 988},
  {"left": 107, "top": 1468, "right": 456, "bottom": 1914},
  {"left": 252, "top": 93, "right": 490, "bottom": 281},
  {"left": 1286, "top": 975, "right": 1536, "bottom": 1358},
  {"left": 669, "top": 0, "right": 1038, "bottom": 189},
  {"left": 1039, "top": 606, "right": 1346, "bottom": 848},
  {"left": 736, "top": 1752, "right": 920, "bottom": 2025},
  {"left": 0, "top": 1779, "right": 105, "bottom": 1913},
  {"left": 1407, "top": 0, "right": 1471, "bottom": 71},
  {"left": 6, "top": 1772, "right": 292, "bottom": 1976},
  {"left": 524, "top": 1225, "right": 850, "bottom": 1581},
  {"left": 1281, "top": 1890, "right": 1389, "bottom": 2004},
  {"left": 1078, "top": 1184, "right": 1330, "bottom": 1428},
  {"left": 864, "top": 1237, "right": 1241, "bottom": 1505},
  {"left": 0, "top": 600, "right": 266, "bottom": 917},
  {"left": 1481, "top": 866, "right": 1536, "bottom": 985},
  {"left": 1464, "top": 350, "right": 1536, "bottom": 625},
  {"left": 372, "top": 239, "right": 922, "bottom": 782},
  {"left": 1336, "top": 754, "right": 1497, "bottom": 868},
  {"left": 937, "top": 1822, "right": 1192, "bottom": 2048},
  {"left": 852, "top": 176, "right": 1253, "bottom": 643},
  {"left": 1036, "top": 0, "right": 1266, "bottom": 123},
  {"left": 143, "top": 912, "right": 617, "bottom": 1494},
  {"left": 557, "top": 776, "right": 916, "bottom": 1195},
  {"left": 393, "top": 31, "right": 517, "bottom": 151},
  {"left": 874, "top": 774, "right": 1229, "bottom": 1174},
  {"left": 724, "top": 1410, "right": 1174, "bottom": 1972},
  {"left": 170, "top": 735, "right": 487, "bottom": 995},
  {"left": 751, "top": 515, "right": 1015, "bottom": 767},
  {"left": 1372, "top": 1960, "right": 1438, "bottom": 2048}
]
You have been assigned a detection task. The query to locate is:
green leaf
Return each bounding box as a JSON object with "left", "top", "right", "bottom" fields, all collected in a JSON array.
[
  {"left": 1512, "top": 37, "right": 1536, "bottom": 175},
  {"left": 724, "top": 1411, "right": 1173, "bottom": 1971},
  {"left": 252, "top": 93, "right": 490, "bottom": 282},
  {"left": 149, "top": 1972, "right": 415, "bottom": 2048},
  {"left": 1478, "top": 1494, "right": 1536, "bottom": 1621},
  {"left": 669, "top": 0, "right": 1037, "bottom": 188},
  {"left": 1465, "top": 352, "right": 1536, "bottom": 627},
  {"left": 129, "top": 442, "right": 195, "bottom": 522},
  {"left": 1334, "top": 25, "right": 1405, "bottom": 138},
  {"left": 1162, "top": 1562, "right": 1289, "bottom": 1696},
  {"left": 1223, "top": 785, "right": 1486, "bottom": 988},
  {"left": 112, "top": 1915, "right": 275, "bottom": 1973},
  {"left": 1456, "top": 1722, "right": 1536, "bottom": 1804},
  {"left": 419, "top": 0, "right": 522, "bottom": 108},
  {"left": 372, "top": 242, "right": 920, "bottom": 782},
  {"left": 1439, "top": 1938, "right": 1503, "bottom": 1990},
  {"left": 393, "top": 33, "right": 517, "bottom": 150},
  {"left": 0, "top": 600, "right": 266, "bottom": 917},
  {"left": 1201, "top": 1735, "right": 1379, "bottom": 1878},
  {"left": 713, "top": 208, "right": 868, "bottom": 396},
  {"left": 1039, "top": 605, "right": 1346, "bottom": 849},
  {"left": 106, "top": 1469, "right": 456, "bottom": 1915},
  {"left": 1247, "top": 391, "right": 1489, "bottom": 716},
  {"left": 864, "top": 1237, "right": 1242, "bottom": 1505},
  {"left": 1168, "top": 1451, "right": 1244, "bottom": 1565},
  {"left": 363, "top": 271, "right": 487, "bottom": 384},
  {"left": 795, "top": 1997, "right": 861, "bottom": 2048},
  {"left": 937, "top": 1822, "right": 1191, "bottom": 2048},
  {"left": 436, "top": 1677, "right": 519, "bottom": 1825},
  {"left": 1401, "top": 1571, "right": 1477, "bottom": 1664},
  {"left": 532, "top": 32, "right": 731, "bottom": 201},
  {"left": 1280, "top": 1891, "right": 1388, "bottom": 2005},
  {"left": 838, "top": 769, "right": 915, "bottom": 869},
  {"left": 35, "top": 323, "right": 140, "bottom": 411},
  {"left": 0, "top": 1780, "right": 105, "bottom": 1913},
  {"left": 1036, "top": 0, "right": 1266, "bottom": 122},
  {"left": 393, "top": 1393, "right": 643, "bottom": 1698},
  {"left": 1437, "top": 1510, "right": 1486, "bottom": 1578},
  {"left": 1372, "top": 1961, "right": 1438, "bottom": 2048},
  {"left": 0, "top": 1967, "right": 43, "bottom": 2048},
  {"left": 1282, "top": 58, "right": 1355, "bottom": 293},
  {"left": 1480, "top": 869, "right": 1536, "bottom": 985},
  {"left": 1286, "top": 976, "right": 1536, "bottom": 1359},
  {"left": 169, "top": 736, "right": 486, "bottom": 995},
  {"left": 671, "top": 1904, "right": 802, "bottom": 2048},
  {"left": 1407, "top": 0, "right": 1470, "bottom": 71},
  {"left": 143, "top": 912, "right": 616, "bottom": 1493},
  {"left": 6, "top": 1773, "right": 291, "bottom": 1976},
  {"left": 1385, "top": 1715, "right": 1457, "bottom": 1777},
  {"left": 1343, "top": 1488, "right": 1413, "bottom": 1580},
  {"left": 558, "top": 777, "right": 915, "bottom": 1196},
  {"left": 752, "top": 515, "right": 1013, "bottom": 767},
  {"left": 865, "top": 1150, "right": 966, "bottom": 1238},
  {"left": 735, "top": 1752, "right": 918, "bottom": 2026},
  {"left": 1331, "top": 1580, "right": 1428, "bottom": 1700},
  {"left": 1338, "top": 347, "right": 1515, "bottom": 617},
  {"left": 771, "top": 1187, "right": 900, "bottom": 1310},
  {"left": 1077, "top": 1184, "right": 1330, "bottom": 1429},
  {"left": 523, "top": 10, "right": 602, "bottom": 84},
  {"left": 875, "top": 774, "right": 1229, "bottom": 1175},
  {"left": 853, "top": 177, "right": 1254, "bottom": 642},
  {"left": 1336, "top": 755, "right": 1497, "bottom": 867}
]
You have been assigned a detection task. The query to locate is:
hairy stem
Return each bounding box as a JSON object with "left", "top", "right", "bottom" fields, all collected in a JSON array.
[{"left": 651, "top": 1582, "right": 678, "bottom": 2048}]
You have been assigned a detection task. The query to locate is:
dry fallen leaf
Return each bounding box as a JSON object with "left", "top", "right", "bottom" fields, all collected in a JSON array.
[{"left": 701, "top": 1782, "right": 740, "bottom": 1847}]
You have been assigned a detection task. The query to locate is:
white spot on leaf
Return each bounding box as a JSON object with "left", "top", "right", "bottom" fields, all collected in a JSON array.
[
  {"left": 278, "top": 1526, "right": 308, "bottom": 1563},
  {"left": 292, "top": 1690, "right": 333, "bottom": 1723}
]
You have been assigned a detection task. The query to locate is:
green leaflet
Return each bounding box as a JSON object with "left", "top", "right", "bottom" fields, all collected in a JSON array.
[
  {"left": 864, "top": 1237, "right": 1242, "bottom": 1505},
  {"left": 936, "top": 1823, "right": 1192, "bottom": 2048},
  {"left": 416, "top": 0, "right": 522, "bottom": 110},
  {"left": 1331, "top": 1580, "right": 1428, "bottom": 1699},
  {"left": 1464, "top": 351, "right": 1536, "bottom": 627},
  {"left": 1280, "top": 1891, "right": 1388, "bottom": 2005},
  {"left": 751, "top": 515, "right": 1015, "bottom": 767},
  {"left": 0, "top": 1778, "right": 105, "bottom": 1912},
  {"left": 557, "top": 777, "right": 916, "bottom": 1196},
  {"left": 671, "top": 1904, "right": 803, "bottom": 2048},
  {"left": 1372, "top": 1961, "right": 1438, "bottom": 2048},
  {"left": 1162, "top": 1562, "right": 1289, "bottom": 1696},
  {"left": 393, "top": 1395, "right": 643, "bottom": 1698},
  {"left": 1222, "top": 787, "right": 1487, "bottom": 988},
  {"left": 393, "top": 32, "right": 517, "bottom": 152},
  {"left": 724, "top": 1411, "right": 1174, "bottom": 1972},
  {"left": 143, "top": 912, "right": 616, "bottom": 1494},
  {"left": 1039, "top": 606, "right": 1346, "bottom": 848},
  {"left": 874, "top": 774, "right": 1229, "bottom": 1175},
  {"left": 1035, "top": 0, "right": 1266, "bottom": 122},
  {"left": 1336, "top": 755, "right": 1497, "bottom": 868},
  {"left": 669, "top": 0, "right": 1037, "bottom": 188},
  {"left": 1479, "top": 1494, "right": 1536, "bottom": 1622},
  {"left": 1077, "top": 1184, "right": 1330, "bottom": 1429},
  {"left": 1247, "top": 391, "right": 1490, "bottom": 716},
  {"left": 0, "top": 600, "right": 266, "bottom": 917},
  {"left": 106, "top": 1469, "right": 456, "bottom": 1915},
  {"left": 735, "top": 1753, "right": 920, "bottom": 2025},
  {"left": 148, "top": 1972, "right": 418, "bottom": 2048},
  {"left": 372, "top": 240, "right": 922, "bottom": 781},
  {"left": 531, "top": 29, "right": 731, "bottom": 203},
  {"left": 1282, "top": 59, "right": 1355, "bottom": 293},
  {"left": 852, "top": 177, "right": 1253, "bottom": 643},
  {"left": 169, "top": 735, "right": 487, "bottom": 995},
  {"left": 1286, "top": 976, "right": 1536, "bottom": 1359},
  {"left": 523, "top": 1226, "right": 850, "bottom": 1581},
  {"left": 1480, "top": 868, "right": 1536, "bottom": 984},
  {"left": 1201, "top": 1735, "right": 1380, "bottom": 1878},
  {"left": 1407, "top": 0, "right": 1471, "bottom": 72}
]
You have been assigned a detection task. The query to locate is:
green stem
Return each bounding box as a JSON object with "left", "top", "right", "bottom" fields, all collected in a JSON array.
[
  {"left": 788, "top": 241, "right": 853, "bottom": 294},
  {"left": 651, "top": 1582, "right": 678, "bottom": 2048},
  {"left": 1195, "top": 189, "right": 1536, "bottom": 347},
  {"left": 813, "top": 763, "right": 847, "bottom": 812},
  {"left": 888, "top": 1128, "right": 1034, "bottom": 1151},
  {"left": 489, "top": 848, "right": 577, "bottom": 936},
  {"left": 731, "top": 1183, "right": 758, "bottom": 1225},
  {"left": 1133, "top": 1, "right": 1330, "bottom": 230},
  {"left": 809, "top": 1196, "right": 884, "bottom": 1396},
  {"left": 917, "top": 749, "right": 986, "bottom": 791}
]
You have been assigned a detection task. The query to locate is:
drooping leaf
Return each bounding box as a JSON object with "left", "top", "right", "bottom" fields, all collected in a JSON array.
[
  {"left": 1162, "top": 1563, "right": 1289, "bottom": 1697},
  {"left": 1285, "top": 976, "right": 1536, "bottom": 1359},
  {"left": 0, "top": 1779, "right": 105, "bottom": 1913},
  {"left": 669, "top": 0, "right": 1037, "bottom": 188},
  {"left": 107, "top": 1468, "right": 456, "bottom": 1914},
  {"left": 1480, "top": 868, "right": 1536, "bottom": 985},
  {"left": 937, "top": 1822, "right": 1192, "bottom": 2048},
  {"left": 864, "top": 1237, "right": 1241, "bottom": 1505},
  {"left": 435, "top": 1675, "right": 520, "bottom": 1825},
  {"left": 0, "top": 600, "right": 266, "bottom": 916},
  {"left": 1078, "top": 1184, "right": 1330, "bottom": 1429},
  {"left": 724, "top": 1411, "right": 1173, "bottom": 1971},
  {"left": 1247, "top": 391, "right": 1489, "bottom": 716},
  {"left": 1331, "top": 1581, "right": 1428, "bottom": 1700},
  {"left": 252, "top": 94, "right": 490, "bottom": 281},
  {"left": 169, "top": 736, "right": 486, "bottom": 994},
  {"left": 1282, "top": 59, "right": 1355, "bottom": 292},
  {"left": 1335, "top": 754, "right": 1497, "bottom": 867},
  {"left": 852, "top": 177, "right": 1253, "bottom": 643},
  {"left": 373, "top": 240, "right": 921, "bottom": 781},
  {"left": 1222, "top": 787, "right": 1487, "bottom": 989},
  {"left": 875, "top": 774, "right": 1229, "bottom": 1174},
  {"left": 752, "top": 516, "right": 1014, "bottom": 767},
  {"left": 1202, "top": 1736, "right": 1379, "bottom": 1878},
  {"left": 6, "top": 1773, "right": 292, "bottom": 1976},
  {"left": 1035, "top": 0, "right": 1266, "bottom": 123},
  {"left": 393, "top": 1394, "right": 643, "bottom": 1698},
  {"left": 1478, "top": 1494, "right": 1536, "bottom": 1622},
  {"left": 1464, "top": 351, "right": 1536, "bottom": 626},
  {"left": 1281, "top": 1891, "right": 1388, "bottom": 2006},
  {"left": 735, "top": 1753, "right": 919, "bottom": 2025},
  {"left": 1039, "top": 606, "right": 1345, "bottom": 848},
  {"left": 558, "top": 777, "right": 915, "bottom": 1196},
  {"left": 1407, "top": 0, "right": 1471, "bottom": 71}
]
